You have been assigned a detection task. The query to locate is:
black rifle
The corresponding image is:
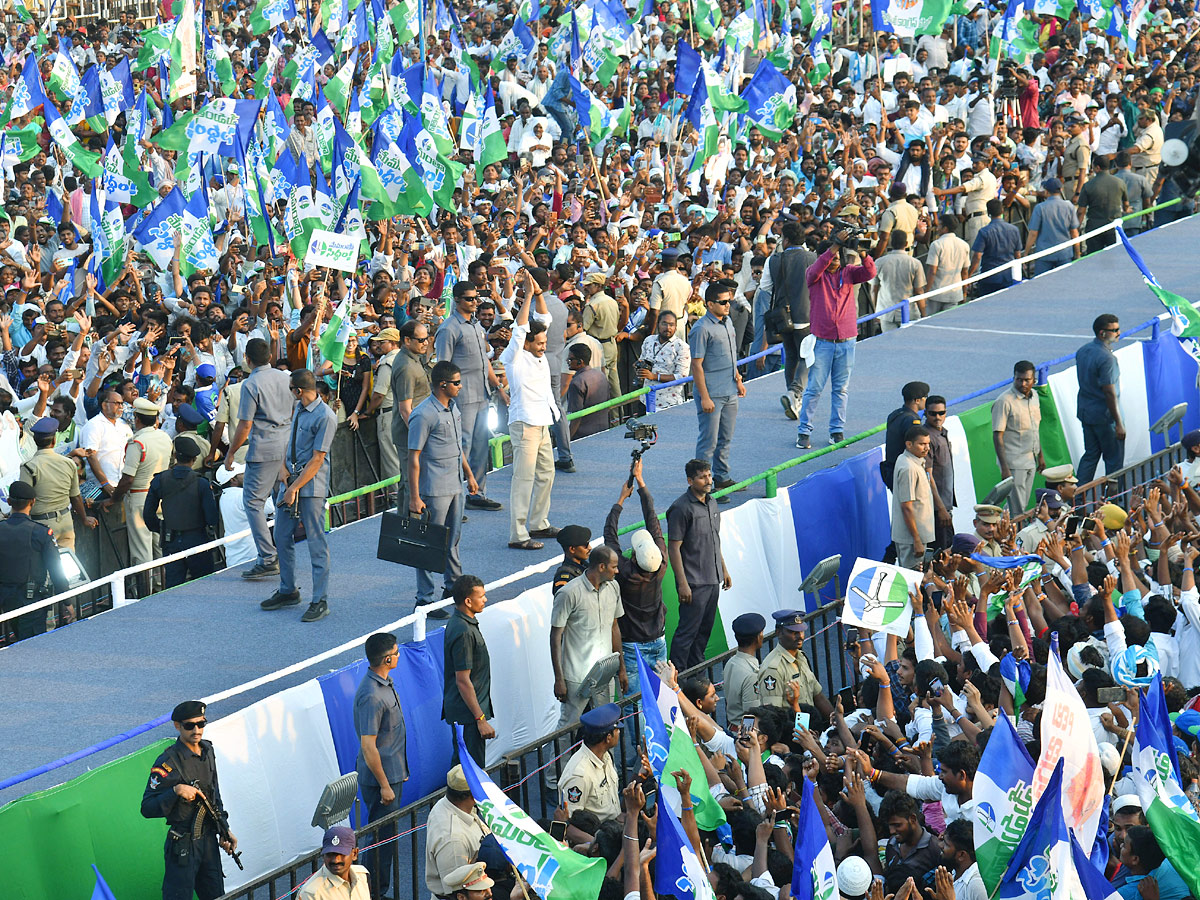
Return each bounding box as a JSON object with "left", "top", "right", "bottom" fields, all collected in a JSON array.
[{"left": 191, "top": 782, "right": 244, "bottom": 870}]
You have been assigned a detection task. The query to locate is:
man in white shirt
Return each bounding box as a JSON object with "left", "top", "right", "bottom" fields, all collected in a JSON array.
[
  {"left": 1094, "top": 95, "right": 1127, "bottom": 159},
  {"left": 79, "top": 389, "right": 134, "bottom": 491},
  {"left": 502, "top": 274, "right": 560, "bottom": 550}
]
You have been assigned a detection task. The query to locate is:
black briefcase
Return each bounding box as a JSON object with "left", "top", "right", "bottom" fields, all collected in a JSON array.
[{"left": 376, "top": 510, "right": 450, "bottom": 572}]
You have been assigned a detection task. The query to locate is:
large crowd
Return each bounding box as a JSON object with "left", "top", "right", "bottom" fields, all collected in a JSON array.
[{"left": 0, "top": 0, "right": 1199, "bottom": 897}]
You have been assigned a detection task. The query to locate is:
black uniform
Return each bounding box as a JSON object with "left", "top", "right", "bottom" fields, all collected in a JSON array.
[
  {"left": 143, "top": 465, "right": 220, "bottom": 588},
  {"left": 140, "top": 738, "right": 229, "bottom": 900},
  {"left": 0, "top": 512, "right": 67, "bottom": 641},
  {"left": 552, "top": 558, "right": 587, "bottom": 595}
]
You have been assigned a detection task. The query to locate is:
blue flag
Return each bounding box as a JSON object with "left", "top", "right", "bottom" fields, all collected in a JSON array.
[
  {"left": 684, "top": 68, "right": 708, "bottom": 130},
  {"left": 570, "top": 10, "right": 583, "bottom": 66},
  {"left": 974, "top": 712, "right": 1036, "bottom": 893},
  {"left": 675, "top": 40, "right": 701, "bottom": 96},
  {"left": 132, "top": 185, "right": 187, "bottom": 269},
  {"left": 654, "top": 782, "right": 716, "bottom": 900},
  {"left": 791, "top": 776, "right": 839, "bottom": 900},
  {"left": 90, "top": 865, "right": 118, "bottom": 900},
  {"left": 998, "top": 760, "right": 1084, "bottom": 900}
]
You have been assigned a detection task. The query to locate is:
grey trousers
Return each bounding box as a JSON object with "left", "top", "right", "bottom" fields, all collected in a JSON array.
[
  {"left": 1009, "top": 467, "right": 1036, "bottom": 514},
  {"left": 242, "top": 459, "right": 281, "bottom": 564},
  {"left": 376, "top": 407, "right": 401, "bottom": 479},
  {"left": 458, "top": 399, "right": 491, "bottom": 493},
  {"left": 415, "top": 490, "right": 464, "bottom": 603},
  {"left": 695, "top": 395, "right": 738, "bottom": 482},
  {"left": 550, "top": 371, "right": 571, "bottom": 463},
  {"left": 275, "top": 495, "right": 330, "bottom": 603}
]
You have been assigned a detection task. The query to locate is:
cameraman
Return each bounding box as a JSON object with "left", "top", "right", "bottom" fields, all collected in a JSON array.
[{"left": 604, "top": 458, "right": 668, "bottom": 696}]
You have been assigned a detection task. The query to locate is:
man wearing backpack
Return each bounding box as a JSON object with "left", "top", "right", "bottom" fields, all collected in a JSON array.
[{"left": 758, "top": 222, "right": 817, "bottom": 420}]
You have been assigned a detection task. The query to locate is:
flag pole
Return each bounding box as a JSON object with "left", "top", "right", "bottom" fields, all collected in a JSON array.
[{"left": 1108, "top": 724, "right": 1136, "bottom": 797}]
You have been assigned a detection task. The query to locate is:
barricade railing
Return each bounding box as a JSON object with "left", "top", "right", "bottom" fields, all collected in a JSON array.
[
  {"left": 1073, "top": 443, "right": 1188, "bottom": 513},
  {"left": 216, "top": 601, "right": 852, "bottom": 900}
]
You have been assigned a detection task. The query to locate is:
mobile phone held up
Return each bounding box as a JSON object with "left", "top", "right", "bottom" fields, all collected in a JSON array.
[{"left": 549, "top": 820, "right": 568, "bottom": 842}]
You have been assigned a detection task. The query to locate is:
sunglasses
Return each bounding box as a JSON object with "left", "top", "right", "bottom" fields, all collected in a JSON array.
[
  {"left": 926, "top": 410, "right": 947, "bottom": 417},
  {"left": 443, "top": 379, "right": 463, "bottom": 386},
  {"left": 181, "top": 719, "right": 207, "bottom": 730}
]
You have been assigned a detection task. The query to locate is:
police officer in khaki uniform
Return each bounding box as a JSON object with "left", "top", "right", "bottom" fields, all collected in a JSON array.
[
  {"left": 1042, "top": 463, "right": 1078, "bottom": 506},
  {"left": 102, "top": 397, "right": 173, "bottom": 569},
  {"left": 756, "top": 610, "right": 829, "bottom": 714},
  {"left": 1062, "top": 116, "right": 1093, "bottom": 203},
  {"left": 723, "top": 612, "right": 764, "bottom": 729},
  {"left": 1131, "top": 109, "right": 1163, "bottom": 188},
  {"left": 19, "top": 417, "right": 96, "bottom": 550},
  {"left": 581, "top": 274, "right": 621, "bottom": 398},
  {"left": 558, "top": 703, "right": 622, "bottom": 823},
  {"left": 353, "top": 328, "right": 401, "bottom": 479},
  {"left": 444, "top": 862, "right": 495, "bottom": 900},
  {"left": 972, "top": 503, "right": 1005, "bottom": 557},
  {"left": 1016, "top": 488, "right": 1065, "bottom": 554}
]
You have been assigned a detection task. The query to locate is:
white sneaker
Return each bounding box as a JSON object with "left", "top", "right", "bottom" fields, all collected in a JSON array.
[{"left": 780, "top": 394, "right": 798, "bottom": 420}]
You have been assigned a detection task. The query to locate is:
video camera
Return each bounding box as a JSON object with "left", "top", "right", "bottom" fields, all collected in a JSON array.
[
  {"left": 996, "top": 60, "right": 1021, "bottom": 101},
  {"left": 829, "top": 219, "right": 867, "bottom": 252},
  {"left": 624, "top": 419, "right": 658, "bottom": 486}
]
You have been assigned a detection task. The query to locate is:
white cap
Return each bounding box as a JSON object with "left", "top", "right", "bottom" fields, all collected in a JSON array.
[
  {"left": 215, "top": 461, "right": 245, "bottom": 485},
  {"left": 1112, "top": 793, "right": 1142, "bottom": 813},
  {"left": 1099, "top": 742, "right": 1122, "bottom": 776},
  {"left": 837, "top": 856, "right": 874, "bottom": 897},
  {"left": 631, "top": 529, "right": 662, "bottom": 572}
]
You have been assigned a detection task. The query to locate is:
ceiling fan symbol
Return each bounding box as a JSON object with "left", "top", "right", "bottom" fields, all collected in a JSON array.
[{"left": 850, "top": 569, "right": 906, "bottom": 614}]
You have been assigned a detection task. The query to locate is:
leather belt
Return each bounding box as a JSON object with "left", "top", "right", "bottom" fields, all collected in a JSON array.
[{"left": 32, "top": 508, "right": 69, "bottom": 521}]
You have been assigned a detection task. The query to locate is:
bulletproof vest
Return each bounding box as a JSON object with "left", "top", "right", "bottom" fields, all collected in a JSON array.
[{"left": 160, "top": 470, "right": 205, "bottom": 532}]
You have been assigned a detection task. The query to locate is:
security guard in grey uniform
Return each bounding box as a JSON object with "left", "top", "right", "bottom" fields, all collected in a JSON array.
[
  {"left": 144, "top": 437, "right": 220, "bottom": 588},
  {"left": 0, "top": 481, "right": 68, "bottom": 641},
  {"left": 723, "top": 612, "right": 765, "bottom": 729},
  {"left": 141, "top": 700, "right": 238, "bottom": 900},
  {"left": 19, "top": 417, "right": 96, "bottom": 550},
  {"left": 756, "top": 609, "right": 825, "bottom": 712}
]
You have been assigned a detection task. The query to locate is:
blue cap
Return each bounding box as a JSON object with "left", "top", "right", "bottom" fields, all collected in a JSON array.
[
  {"left": 31, "top": 417, "right": 58, "bottom": 435},
  {"left": 1176, "top": 709, "right": 1200, "bottom": 738},
  {"left": 772, "top": 609, "right": 805, "bottom": 632},
  {"left": 579, "top": 703, "right": 623, "bottom": 732},
  {"left": 176, "top": 404, "right": 204, "bottom": 426},
  {"left": 196, "top": 363, "right": 217, "bottom": 379},
  {"left": 732, "top": 612, "right": 765, "bottom": 636},
  {"left": 1035, "top": 488, "right": 1064, "bottom": 510},
  {"left": 321, "top": 825, "right": 355, "bottom": 855}
]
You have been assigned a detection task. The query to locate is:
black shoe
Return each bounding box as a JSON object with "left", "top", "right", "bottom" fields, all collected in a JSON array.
[
  {"left": 716, "top": 493, "right": 732, "bottom": 504},
  {"left": 530, "top": 526, "right": 560, "bottom": 539},
  {"left": 466, "top": 494, "right": 503, "bottom": 510},
  {"left": 795, "top": 434, "right": 811, "bottom": 450},
  {"left": 830, "top": 432, "right": 844, "bottom": 445},
  {"left": 261, "top": 589, "right": 301, "bottom": 610},
  {"left": 714, "top": 478, "right": 744, "bottom": 492},
  {"left": 416, "top": 600, "right": 450, "bottom": 619},
  {"left": 555, "top": 459, "right": 576, "bottom": 472},
  {"left": 300, "top": 600, "right": 329, "bottom": 622},
  {"left": 242, "top": 560, "right": 280, "bottom": 580}
]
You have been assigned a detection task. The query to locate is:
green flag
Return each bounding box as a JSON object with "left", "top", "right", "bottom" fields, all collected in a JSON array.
[
  {"left": 367, "top": 139, "right": 433, "bottom": 218},
  {"left": 324, "top": 51, "right": 358, "bottom": 120},
  {"left": 1, "top": 116, "right": 44, "bottom": 163},
  {"left": 389, "top": 0, "right": 419, "bottom": 44},
  {"left": 695, "top": 0, "right": 723, "bottom": 38},
  {"left": 167, "top": 0, "right": 199, "bottom": 102},
  {"left": 315, "top": 296, "right": 353, "bottom": 371},
  {"left": 457, "top": 728, "right": 607, "bottom": 900}
]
